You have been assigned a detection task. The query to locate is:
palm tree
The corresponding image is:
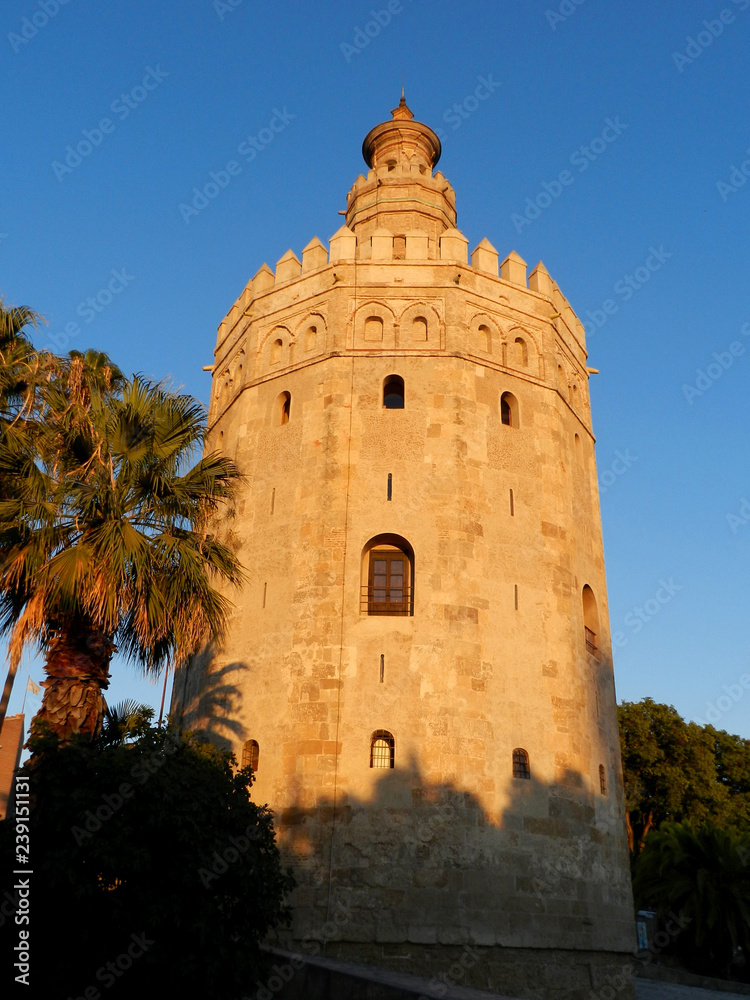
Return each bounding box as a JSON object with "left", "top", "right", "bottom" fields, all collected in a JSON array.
[
  {"left": 0, "top": 298, "right": 49, "bottom": 725},
  {"left": 634, "top": 820, "right": 750, "bottom": 977},
  {"left": 0, "top": 361, "right": 242, "bottom": 744}
]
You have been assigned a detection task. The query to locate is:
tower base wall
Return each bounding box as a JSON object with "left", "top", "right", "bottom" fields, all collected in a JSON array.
[{"left": 263, "top": 941, "right": 635, "bottom": 1000}]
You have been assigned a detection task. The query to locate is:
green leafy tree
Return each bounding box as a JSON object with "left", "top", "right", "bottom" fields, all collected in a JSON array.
[
  {"left": 0, "top": 359, "right": 242, "bottom": 742},
  {"left": 0, "top": 719, "right": 294, "bottom": 998},
  {"left": 634, "top": 820, "right": 750, "bottom": 979},
  {"left": 618, "top": 698, "right": 748, "bottom": 855}
]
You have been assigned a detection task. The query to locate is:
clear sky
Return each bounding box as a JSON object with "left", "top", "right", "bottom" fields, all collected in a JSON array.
[{"left": 3, "top": 0, "right": 750, "bottom": 738}]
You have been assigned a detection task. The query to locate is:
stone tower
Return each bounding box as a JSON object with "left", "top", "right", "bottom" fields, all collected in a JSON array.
[{"left": 173, "top": 98, "right": 635, "bottom": 999}]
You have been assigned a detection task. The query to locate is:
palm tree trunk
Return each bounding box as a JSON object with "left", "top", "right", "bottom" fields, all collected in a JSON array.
[
  {"left": 31, "top": 627, "right": 115, "bottom": 743},
  {"left": 0, "top": 659, "right": 20, "bottom": 733}
]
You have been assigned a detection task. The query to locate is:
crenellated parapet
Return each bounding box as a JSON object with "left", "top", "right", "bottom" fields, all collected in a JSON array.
[{"left": 211, "top": 223, "right": 591, "bottom": 430}]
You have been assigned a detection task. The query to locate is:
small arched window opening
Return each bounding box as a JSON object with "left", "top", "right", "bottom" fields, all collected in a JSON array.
[
  {"left": 241, "top": 740, "right": 259, "bottom": 772},
  {"left": 582, "top": 585, "right": 600, "bottom": 654},
  {"left": 271, "top": 338, "right": 283, "bottom": 364},
  {"left": 574, "top": 433, "right": 582, "bottom": 463},
  {"left": 383, "top": 374, "right": 405, "bottom": 409},
  {"left": 365, "top": 316, "right": 383, "bottom": 342},
  {"left": 501, "top": 391, "right": 518, "bottom": 428},
  {"left": 514, "top": 337, "right": 528, "bottom": 367},
  {"left": 306, "top": 325, "right": 317, "bottom": 351},
  {"left": 275, "top": 391, "right": 291, "bottom": 426},
  {"left": 394, "top": 235, "right": 406, "bottom": 260},
  {"left": 512, "top": 748, "right": 530, "bottom": 779},
  {"left": 370, "top": 730, "right": 395, "bottom": 769},
  {"left": 599, "top": 764, "right": 607, "bottom": 795},
  {"left": 362, "top": 534, "right": 414, "bottom": 616},
  {"left": 478, "top": 324, "right": 491, "bottom": 352},
  {"left": 412, "top": 316, "right": 427, "bottom": 341},
  {"left": 572, "top": 383, "right": 579, "bottom": 406}
]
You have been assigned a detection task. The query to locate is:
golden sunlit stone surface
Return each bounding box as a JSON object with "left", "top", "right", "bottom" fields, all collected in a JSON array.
[{"left": 172, "top": 100, "right": 635, "bottom": 1000}]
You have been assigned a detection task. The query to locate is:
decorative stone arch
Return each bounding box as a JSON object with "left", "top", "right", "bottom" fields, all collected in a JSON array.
[
  {"left": 354, "top": 301, "right": 396, "bottom": 349},
  {"left": 582, "top": 584, "right": 600, "bottom": 655},
  {"left": 467, "top": 313, "right": 502, "bottom": 356},
  {"left": 262, "top": 326, "right": 293, "bottom": 369},
  {"left": 500, "top": 390, "right": 520, "bottom": 428},
  {"left": 230, "top": 347, "right": 246, "bottom": 393},
  {"left": 397, "top": 302, "right": 441, "bottom": 347},
  {"left": 508, "top": 325, "right": 541, "bottom": 376},
  {"left": 360, "top": 532, "right": 415, "bottom": 616},
  {"left": 217, "top": 366, "right": 232, "bottom": 407},
  {"left": 294, "top": 312, "right": 327, "bottom": 355},
  {"left": 274, "top": 390, "right": 292, "bottom": 426}
]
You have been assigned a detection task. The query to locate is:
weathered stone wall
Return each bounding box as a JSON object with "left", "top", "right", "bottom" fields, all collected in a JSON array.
[{"left": 172, "top": 103, "right": 635, "bottom": 999}]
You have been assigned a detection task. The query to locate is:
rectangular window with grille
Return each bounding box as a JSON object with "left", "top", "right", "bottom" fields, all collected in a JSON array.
[{"left": 364, "top": 548, "right": 411, "bottom": 615}]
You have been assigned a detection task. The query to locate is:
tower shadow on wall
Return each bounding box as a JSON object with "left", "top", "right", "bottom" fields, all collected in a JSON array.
[
  {"left": 271, "top": 754, "right": 634, "bottom": 989},
  {"left": 172, "top": 640, "right": 247, "bottom": 754}
]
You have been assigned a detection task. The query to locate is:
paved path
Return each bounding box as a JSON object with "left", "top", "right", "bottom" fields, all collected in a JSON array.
[{"left": 635, "top": 980, "right": 749, "bottom": 1000}]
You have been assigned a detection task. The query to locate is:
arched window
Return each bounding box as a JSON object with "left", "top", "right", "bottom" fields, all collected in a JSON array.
[
  {"left": 514, "top": 337, "right": 528, "bottom": 367},
  {"left": 370, "top": 730, "right": 394, "bottom": 769},
  {"left": 412, "top": 316, "right": 427, "bottom": 341},
  {"left": 361, "top": 535, "right": 414, "bottom": 616},
  {"left": 242, "top": 739, "right": 259, "bottom": 772},
  {"left": 271, "top": 338, "right": 283, "bottom": 364},
  {"left": 582, "top": 585, "right": 599, "bottom": 654},
  {"left": 383, "top": 374, "right": 405, "bottom": 409},
  {"left": 275, "top": 391, "right": 291, "bottom": 425},
  {"left": 365, "top": 316, "right": 383, "bottom": 342},
  {"left": 599, "top": 764, "right": 607, "bottom": 795},
  {"left": 305, "top": 325, "right": 317, "bottom": 351},
  {"left": 501, "top": 391, "right": 518, "bottom": 427},
  {"left": 512, "top": 748, "right": 530, "bottom": 779}
]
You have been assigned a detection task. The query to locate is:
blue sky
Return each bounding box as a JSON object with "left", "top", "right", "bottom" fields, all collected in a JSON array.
[{"left": 3, "top": 0, "right": 750, "bottom": 738}]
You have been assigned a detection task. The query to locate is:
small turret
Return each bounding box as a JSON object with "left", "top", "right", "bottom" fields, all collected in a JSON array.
[{"left": 346, "top": 95, "right": 456, "bottom": 250}]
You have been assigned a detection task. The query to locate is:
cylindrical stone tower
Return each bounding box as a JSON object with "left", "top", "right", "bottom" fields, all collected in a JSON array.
[{"left": 172, "top": 98, "right": 635, "bottom": 999}]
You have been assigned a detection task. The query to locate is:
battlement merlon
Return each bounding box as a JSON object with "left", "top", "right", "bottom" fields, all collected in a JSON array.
[{"left": 213, "top": 227, "right": 589, "bottom": 367}]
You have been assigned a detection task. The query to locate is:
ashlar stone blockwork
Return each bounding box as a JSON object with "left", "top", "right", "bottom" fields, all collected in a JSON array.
[{"left": 172, "top": 97, "right": 635, "bottom": 1000}]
